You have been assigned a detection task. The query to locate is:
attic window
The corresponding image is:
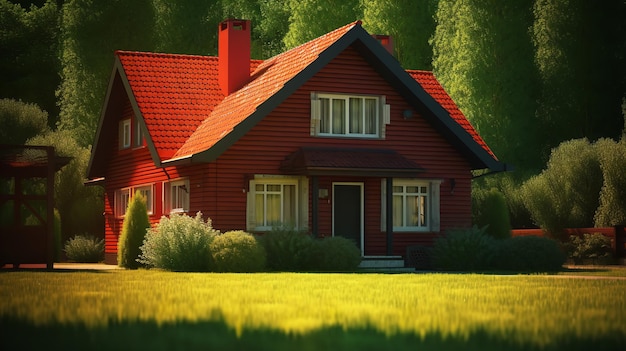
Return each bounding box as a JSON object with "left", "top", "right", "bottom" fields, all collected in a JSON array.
[
  {"left": 119, "top": 119, "right": 131, "bottom": 149},
  {"left": 311, "top": 93, "right": 390, "bottom": 138}
]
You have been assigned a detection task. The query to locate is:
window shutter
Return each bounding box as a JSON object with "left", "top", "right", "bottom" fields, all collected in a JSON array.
[
  {"left": 162, "top": 182, "right": 171, "bottom": 214},
  {"left": 246, "top": 180, "right": 256, "bottom": 231},
  {"left": 380, "top": 179, "right": 387, "bottom": 231},
  {"left": 383, "top": 104, "right": 391, "bottom": 125},
  {"left": 310, "top": 93, "right": 320, "bottom": 136},
  {"left": 430, "top": 181, "right": 441, "bottom": 232}
]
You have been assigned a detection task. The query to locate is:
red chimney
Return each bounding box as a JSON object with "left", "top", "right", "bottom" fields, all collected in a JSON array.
[
  {"left": 372, "top": 34, "right": 394, "bottom": 56},
  {"left": 219, "top": 19, "right": 251, "bottom": 95}
]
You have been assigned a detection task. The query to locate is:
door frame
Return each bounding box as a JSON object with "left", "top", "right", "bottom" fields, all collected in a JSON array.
[{"left": 332, "top": 182, "right": 364, "bottom": 256}]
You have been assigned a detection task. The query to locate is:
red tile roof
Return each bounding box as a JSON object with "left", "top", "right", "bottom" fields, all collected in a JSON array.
[
  {"left": 113, "top": 20, "right": 496, "bottom": 165},
  {"left": 407, "top": 70, "right": 497, "bottom": 160}
]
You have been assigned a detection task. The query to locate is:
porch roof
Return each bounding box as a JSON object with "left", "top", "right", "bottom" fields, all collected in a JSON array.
[{"left": 280, "top": 147, "right": 425, "bottom": 177}]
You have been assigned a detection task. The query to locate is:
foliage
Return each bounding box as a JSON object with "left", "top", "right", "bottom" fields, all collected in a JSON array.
[
  {"left": 259, "top": 227, "right": 315, "bottom": 271},
  {"left": 491, "top": 236, "right": 565, "bottom": 272},
  {"left": 283, "top": 0, "right": 360, "bottom": 49},
  {"left": 0, "top": 0, "right": 60, "bottom": 121},
  {"left": 0, "top": 99, "right": 50, "bottom": 145},
  {"left": 63, "top": 234, "right": 104, "bottom": 263},
  {"left": 118, "top": 192, "right": 150, "bottom": 269},
  {"left": 472, "top": 187, "right": 511, "bottom": 239},
  {"left": 27, "top": 130, "right": 104, "bottom": 242},
  {"left": 532, "top": 0, "right": 626, "bottom": 155},
  {"left": 139, "top": 212, "right": 219, "bottom": 272},
  {"left": 53, "top": 209, "right": 61, "bottom": 262},
  {"left": 594, "top": 138, "right": 626, "bottom": 226},
  {"left": 361, "top": 0, "right": 436, "bottom": 70},
  {"left": 432, "top": 226, "right": 495, "bottom": 271},
  {"left": 521, "top": 138, "right": 603, "bottom": 237},
  {"left": 432, "top": 0, "right": 541, "bottom": 172},
  {"left": 308, "top": 236, "right": 361, "bottom": 272},
  {"left": 566, "top": 233, "right": 613, "bottom": 265},
  {"left": 210, "top": 230, "right": 266, "bottom": 273},
  {"left": 57, "top": 0, "right": 156, "bottom": 146},
  {"left": 2, "top": 271, "right": 626, "bottom": 350}
]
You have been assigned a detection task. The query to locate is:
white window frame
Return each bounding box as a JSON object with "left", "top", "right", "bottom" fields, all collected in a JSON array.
[
  {"left": 311, "top": 93, "right": 390, "bottom": 138},
  {"left": 135, "top": 184, "right": 154, "bottom": 215},
  {"left": 134, "top": 118, "right": 144, "bottom": 147},
  {"left": 120, "top": 119, "right": 131, "bottom": 149},
  {"left": 247, "top": 176, "right": 308, "bottom": 232},
  {"left": 115, "top": 188, "right": 131, "bottom": 218},
  {"left": 115, "top": 184, "right": 154, "bottom": 218},
  {"left": 381, "top": 179, "right": 441, "bottom": 232},
  {"left": 164, "top": 179, "right": 189, "bottom": 214}
]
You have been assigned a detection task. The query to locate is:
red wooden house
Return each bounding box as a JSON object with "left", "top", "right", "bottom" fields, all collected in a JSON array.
[{"left": 87, "top": 19, "right": 506, "bottom": 265}]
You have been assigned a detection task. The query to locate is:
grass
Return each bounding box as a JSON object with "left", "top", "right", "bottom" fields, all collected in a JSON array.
[{"left": 1, "top": 270, "right": 625, "bottom": 350}]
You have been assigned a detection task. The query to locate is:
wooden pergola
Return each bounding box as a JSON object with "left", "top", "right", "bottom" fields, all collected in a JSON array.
[{"left": 0, "top": 145, "right": 70, "bottom": 270}]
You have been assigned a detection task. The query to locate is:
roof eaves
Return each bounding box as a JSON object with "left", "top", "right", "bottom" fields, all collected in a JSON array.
[{"left": 351, "top": 33, "right": 505, "bottom": 171}]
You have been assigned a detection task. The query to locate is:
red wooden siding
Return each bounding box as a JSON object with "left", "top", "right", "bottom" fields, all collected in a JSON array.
[{"left": 102, "top": 45, "right": 476, "bottom": 261}]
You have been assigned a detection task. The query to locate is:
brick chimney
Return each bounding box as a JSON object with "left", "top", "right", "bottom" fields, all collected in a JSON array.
[
  {"left": 372, "top": 34, "right": 394, "bottom": 56},
  {"left": 219, "top": 19, "right": 251, "bottom": 95}
]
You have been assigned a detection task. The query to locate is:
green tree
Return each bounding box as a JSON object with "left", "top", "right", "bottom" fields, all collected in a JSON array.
[
  {"left": 118, "top": 191, "right": 150, "bottom": 269},
  {"left": 361, "top": 0, "right": 437, "bottom": 70},
  {"left": 0, "top": 0, "right": 60, "bottom": 124},
  {"left": 432, "top": 0, "right": 540, "bottom": 172},
  {"left": 472, "top": 187, "right": 511, "bottom": 239},
  {"left": 521, "top": 138, "right": 603, "bottom": 238},
  {"left": 532, "top": 0, "right": 626, "bottom": 156},
  {"left": 57, "top": 0, "right": 156, "bottom": 146},
  {"left": 0, "top": 99, "right": 50, "bottom": 145},
  {"left": 283, "top": 0, "right": 361, "bottom": 49},
  {"left": 27, "top": 129, "right": 104, "bottom": 244},
  {"left": 594, "top": 138, "right": 626, "bottom": 227}
]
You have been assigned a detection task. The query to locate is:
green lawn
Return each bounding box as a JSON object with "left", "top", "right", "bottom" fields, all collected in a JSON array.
[{"left": 1, "top": 270, "right": 625, "bottom": 350}]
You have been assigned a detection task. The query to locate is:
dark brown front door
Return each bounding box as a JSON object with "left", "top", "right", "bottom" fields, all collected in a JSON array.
[{"left": 332, "top": 183, "right": 363, "bottom": 253}]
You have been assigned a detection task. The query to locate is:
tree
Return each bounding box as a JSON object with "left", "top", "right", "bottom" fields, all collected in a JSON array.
[
  {"left": 472, "top": 187, "right": 511, "bottom": 239},
  {"left": 0, "top": 0, "right": 60, "bottom": 124},
  {"left": 432, "top": 0, "right": 540, "bottom": 172},
  {"left": 521, "top": 138, "right": 603, "bottom": 238},
  {"left": 57, "top": 0, "right": 156, "bottom": 146},
  {"left": 283, "top": 0, "right": 361, "bottom": 49},
  {"left": 27, "top": 129, "right": 104, "bottom": 244},
  {"left": 532, "top": 0, "right": 626, "bottom": 157},
  {"left": 0, "top": 99, "right": 50, "bottom": 145},
  {"left": 361, "top": 0, "right": 437, "bottom": 70},
  {"left": 118, "top": 191, "right": 150, "bottom": 269},
  {"left": 594, "top": 137, "right": 626, "bottom": 227}
]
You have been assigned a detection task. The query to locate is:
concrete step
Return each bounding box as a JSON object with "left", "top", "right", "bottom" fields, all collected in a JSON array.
[{"left": 359, "top": 257, "right": 405, "bottom": 269}]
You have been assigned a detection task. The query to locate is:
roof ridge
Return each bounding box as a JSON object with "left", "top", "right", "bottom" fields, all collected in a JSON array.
[{"left": 115, "top": 50, "right": 217, "bottom": 60}]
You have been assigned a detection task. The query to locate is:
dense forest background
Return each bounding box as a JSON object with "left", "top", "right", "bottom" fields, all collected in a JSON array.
[{"left": 2, "top": 0, "right": 625, "bottom": 239}]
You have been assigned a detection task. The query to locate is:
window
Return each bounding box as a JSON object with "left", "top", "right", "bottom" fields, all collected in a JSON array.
[
  {"left": 247, "top": 176, "right": 308, "bottom": 231},
  {"left": 115, "top": 188, "right": 131, "bottom": 217},
  {"left": 164, "top": 179, "right": 189, "bottom": 214},
  {"left": 135, "top": 185, "right": 154, "bottom": 214},
  {"left": 114, "top": 184, "right": 154, "bottom": 217},
  {"left": 120, "top": 119, "right": 131, "bottom": 149},
  {"left": 311, "top": 93, "right": 390, "bottom": 138},
  {"left": 134, "top": 118, "right": 144, "bottom": 147},
  {"left": 381, "top": 179, "right": 440, "bottom": 232}
]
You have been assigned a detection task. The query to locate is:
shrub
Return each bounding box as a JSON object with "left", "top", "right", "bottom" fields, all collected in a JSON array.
[
  {"left": 308, "top": 236, "right": 361, "bottom": 272},
  {"left": 53, "top": 209, "right": 61, "bottom": 262},
  {"left": 64, "top": 235, "right": 104, "bottom": 263},
  {"left": 491, "top": 236, "right": 565, "bottom": 272},
  {"left": 594, "top": 138, "right": 626, "bottom": 226},
  {"left": 432, "top": 226, "right": 495, "bottom": 271},
  {"left": 138, "top": 212, "right": 218, "bottom": 272},
  {"left": 118, "top": 191, "right": 150, "bottom": 269},
  {"left": 472, "top": 187, "right": 511, "bottom": 239},
  {"left": 567, "top": 233, "right": 613, "bottom": 265},
  {"left": 210, "top": 231, "right": 266, "bottom": 273},
  {"left": 260, "top": 227, "right": 315, "bottom": 271}
]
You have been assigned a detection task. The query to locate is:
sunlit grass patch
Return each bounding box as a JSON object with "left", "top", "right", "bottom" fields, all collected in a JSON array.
[{"left": 1, "top": 271, "right": 625, "bottom": 350}]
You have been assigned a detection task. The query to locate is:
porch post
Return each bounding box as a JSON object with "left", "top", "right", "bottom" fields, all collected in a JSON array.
[
  {"left": 311, "top": 175, "right": 319, "bottom": 238},
  {"left": 386, "top": 177, "right": 393, "bottom": 256}
]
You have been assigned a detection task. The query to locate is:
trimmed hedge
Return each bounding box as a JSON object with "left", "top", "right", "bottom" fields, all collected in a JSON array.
[
  {"left": 432, "top": 226, "right": 494, "bottom": 271},
  {"left": 118, "top": 192, "right": 150, "bottom": 269},
  {"left": 491, "top": 236, "right": 565, "bottom": 272},
  {"left": 309, "top": 236, "right": 362, "bottom": 272},
  {"left": 210, "top": 231, "right": 266, "bottom": 272},
  {"left": 260, "top": 228, "right": 315, "bottom": 271}
]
